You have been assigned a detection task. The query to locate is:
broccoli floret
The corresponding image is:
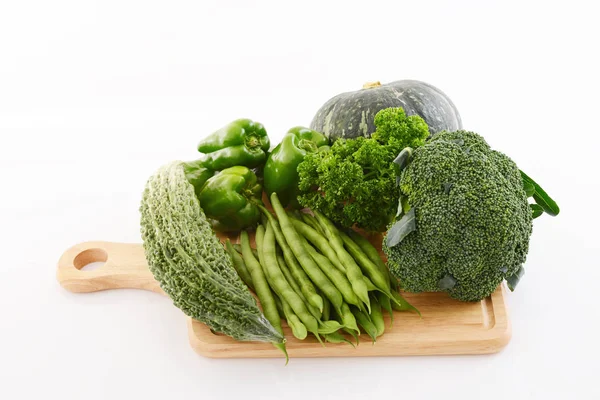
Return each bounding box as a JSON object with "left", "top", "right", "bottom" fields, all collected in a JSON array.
[
  {"left": 297, "top": 107, "right": 429, "bottom": 232},
  {"left": 384, "top": 130, "right": 533, "bottom": 301}
]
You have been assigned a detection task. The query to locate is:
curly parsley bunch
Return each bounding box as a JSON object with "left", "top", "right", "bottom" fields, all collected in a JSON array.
[{"left": 297, "top": 108, "right": 429, "bottom": 231}]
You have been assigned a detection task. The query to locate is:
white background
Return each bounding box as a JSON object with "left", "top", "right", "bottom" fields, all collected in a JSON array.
[{"left": 1, "top": 0, "right": 598, "bottom": 399}]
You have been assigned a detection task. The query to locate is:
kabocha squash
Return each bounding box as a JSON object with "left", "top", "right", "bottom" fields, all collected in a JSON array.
[
  {"left": 139, "top": 161, "right": 284, "bottom": 343},
  {"left": 310, "top": 80, "right": 462, "bottom": 141}
]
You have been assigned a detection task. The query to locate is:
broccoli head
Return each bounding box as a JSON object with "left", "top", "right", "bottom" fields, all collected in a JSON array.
[{"left": 384, "top": 130, "right": 533, "bottom": 301}]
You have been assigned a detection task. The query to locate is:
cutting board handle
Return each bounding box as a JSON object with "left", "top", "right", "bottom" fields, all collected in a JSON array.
[{"left": 56, "top": 241, "right": 163, "bottom": 294}]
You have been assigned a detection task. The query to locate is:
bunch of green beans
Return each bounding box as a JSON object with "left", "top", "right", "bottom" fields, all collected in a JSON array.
[{"left": 223, "top": 192, "right": 419, "bottom": 357}]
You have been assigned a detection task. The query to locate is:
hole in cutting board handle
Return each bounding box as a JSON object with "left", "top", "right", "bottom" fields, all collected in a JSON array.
[{"left": 73, "top": 248, "right": 108, "bottom": 271}]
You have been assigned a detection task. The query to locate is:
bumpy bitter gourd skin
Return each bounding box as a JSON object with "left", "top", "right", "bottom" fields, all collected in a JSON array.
[
  {"left": 140, "top": 161, "right": 283, "bottom": 343},
  {"left": 385, "top": 131, "right": 533, "bottom": 302}
]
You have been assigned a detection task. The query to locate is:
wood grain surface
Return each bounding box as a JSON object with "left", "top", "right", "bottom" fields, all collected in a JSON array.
[{"left": 57, "top": 240, "right": 510, "bottom": 358}]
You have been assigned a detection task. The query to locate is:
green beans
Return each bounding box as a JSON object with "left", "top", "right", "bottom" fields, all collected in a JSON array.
[
  {"left": 323, "top": 331, "right": 355, "bottom": 347},
  {"left": 233, "top": 243, "right": 259, "bottom": 259},
  {"left": 275, "top": 250, "right": 303, "bottom": 298},
  {"left": 291, "top": 218, "right": 345, "bottom": 273},
  {"left": 352, "top": 307, "right": 378, "bottom": 344},
  {"left": 338, "top": 302, "right": 360, "bottom": 336},
  {"left": 302, "top": 213, "right": 324, "bottom": 235},
  {"left": 391, "top": 290, "right": 421, "bottom": 316},
  {"left": 321, "top": 295, "right": 331, "bottom": 321},
  {"left": 339, "top": 229, "right": 391, "bottom": 294},
  {"left": 255, "top": 224, "right": 266, "bottom": 268},
  {"left": 377, "top": 291, "right": 394, "bottom": 325},
  {"left": 273, "top": 294, "right": 284, "bottom": 317},
  {"left": 343, "top": 327, "right": 359, "bottom": 345},
  {"left": 362, "top": 276, "right": 378, "bottom": 292},
  {"left": 340, "top": 230, "right": 419, "bottom": 313},
  {"left": 313, "top": 211, "right": 371, "bottom": 312},
  {"left": 303, "top": 239, "right": 362, "bottom": 309},
  {"left": 228, "top": 203, "right": 422, "bottom": 355},
  {"left": 281, "top": 298, "right": 307, "bottom": 340},
  {"left": 369, "top": 295, "right": 385, "bottom": 337},
  {"left": 225, "top": 239, "right": 254, "bottom": 291},
  {"left": 347, "top": 230, "right": 398, "bottom": 290},
  {"left": 240, "top": 231, "right": 288, "bottom": 360},
  {"left": 259, "top": 205, "right": 324, "bottom": 313},
  {"left": 318, "top": 320, "right": 345, "bottom": 334},
  {"left": 261, "top": 221, "right": 321, "bottom": 342},
  {"left": 276, "top": 250, "right": 321, "bottom": 320},
  {"left": 271, "top": 193, "right": 343, "bottom": 312}
]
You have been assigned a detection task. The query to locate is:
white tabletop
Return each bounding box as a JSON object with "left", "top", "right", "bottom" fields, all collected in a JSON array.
[{"left": 1, "top": 1, "right": 598, "bottom": 399}]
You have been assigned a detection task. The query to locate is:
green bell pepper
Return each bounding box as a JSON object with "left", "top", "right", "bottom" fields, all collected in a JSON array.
[
  {"left": 196, "top": 119, "right": 270, "bottom": 170},
  {"left": 197, "top": 166, "right": 263, "bottom": 232},
  {"left": 182, "top": 160, "right": 216, "bottom": 199},
  {"left": 264, "top": 126, "right": 329, "bottom": 208}
]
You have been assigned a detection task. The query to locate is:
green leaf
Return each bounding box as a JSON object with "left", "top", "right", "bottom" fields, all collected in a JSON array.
[
  {"left": 443, "top": 182, "right": 454, "bottom": 195},
  {"left": 523, "top": 181, "right": 535, "bottom": 197},
  {"left": 396, "top": 195, "right": 405, "bottom": 218},
  {"left": 438, "top": 274, "right": 457, "bottom": 290},
  {"left": 520, "top": 170, "right": 560, "bottom": 216},
  {"left": 506, "top": 266, "right": 525, "bottom": 291},
  {"left": 530, "top": 204, "right": 544, "bottom": 219},
  {"left": 386, "top": 208, "right": 416, "bottom": 248},
  {"left": 392, "top": 147, "right": 413, "bottom": 177}
]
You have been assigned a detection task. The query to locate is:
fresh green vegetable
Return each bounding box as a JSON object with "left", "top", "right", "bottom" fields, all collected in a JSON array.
[
  {"left": 303, "top": 238, "right": 363, "bottom": 310},
  {"left": 384, "top": 130, "right": 535, "bottom": 302},
  {"left": 369, "top": 295, "right": 385, "bottom": 337},
  {"left": 181, "top": 160, "right": 215, "bottom": 198},
  {"left": 343, "top": 327, "right": 359, "bottom": 345},
  {"left": 377, "top": 291, "right": 394, "bottom": 325},
  {"left": 271, "top": 193, "right": 344, "bottom": 313},
  {"left": 520, "top": 169, "right": 560, "bottom": 217},
  {"left": 313, "top": 211, "right": 371, "bottom": 312},
  {"left": 197, "top": 166, "right": 263, "bottom": 232},
  {"left": 225, "top": 239, "right": 254, "bottom": 291},
  {"left": 274, "top": 250, "right": 302, "bottom": 300},
  {"left": 317, "top": 320, "right": 345, "bottom": 335},
  {"left": 139, "top": 161, "right": 282, "bottom": 343},
  {"left": 352, "top": 307, "right": 378, "bottom": 343},
  {"left": 259, "top": 206, "right": 324, "bottom": 313},
  {"left": 255, "top": 224, "right": 266, "bottom": 267},
  {"left": 276, "top": 247, "right": 322, "bottom": 320},
  {"left": 338, "top": 302, "right": 360, "bottom": 337},
  {"left": 390, "top": 290, "right": 420, "bottom": 315},
  {"left": 310, "top": 80, "right": 462, "bottom": 141},
  {"left": 196, "top": 118, "right": 270, "bottom": 170},
  {"left": 338, "top": 229, "right": 390, "bottom": 294},
  {"left": 260, "top": 221, "right": 322, "bottom": 343},
  {"left": 321, "top": 294, "right": 331, "bottom": 321},
  {"left": 233, "top": 243, "right": 258, "bottom": 259},
  {"left": 273, "top": 293, "right": 285, "bottom": 317},
  {"left": 281, "top": 297, "right": 308, "bottom": 340},
  {"left": 347, "top": 230, "right": 399, "bottom": 290},
  {"left": 291, "top": 218, "right": 345, "bottom": 272},
  {"left": 323, "top": 331, "right": 355, "bottom": 347},
  {"left": 264, "top": 127, "right": 330, "bottom": 208},
  {"left": 301, "top": 213, "right": 324, "bottom": 235},
  {"left": 297, "top": 107, "right": 430, "bottom": 231},
  {"left": 240, "top": 231, "right": 288, "bottom": 360}
]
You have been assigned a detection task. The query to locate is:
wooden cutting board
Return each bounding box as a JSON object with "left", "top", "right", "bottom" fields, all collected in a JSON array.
[{"left": 57, "top": 240, "right": 511, "bottom": 358}]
